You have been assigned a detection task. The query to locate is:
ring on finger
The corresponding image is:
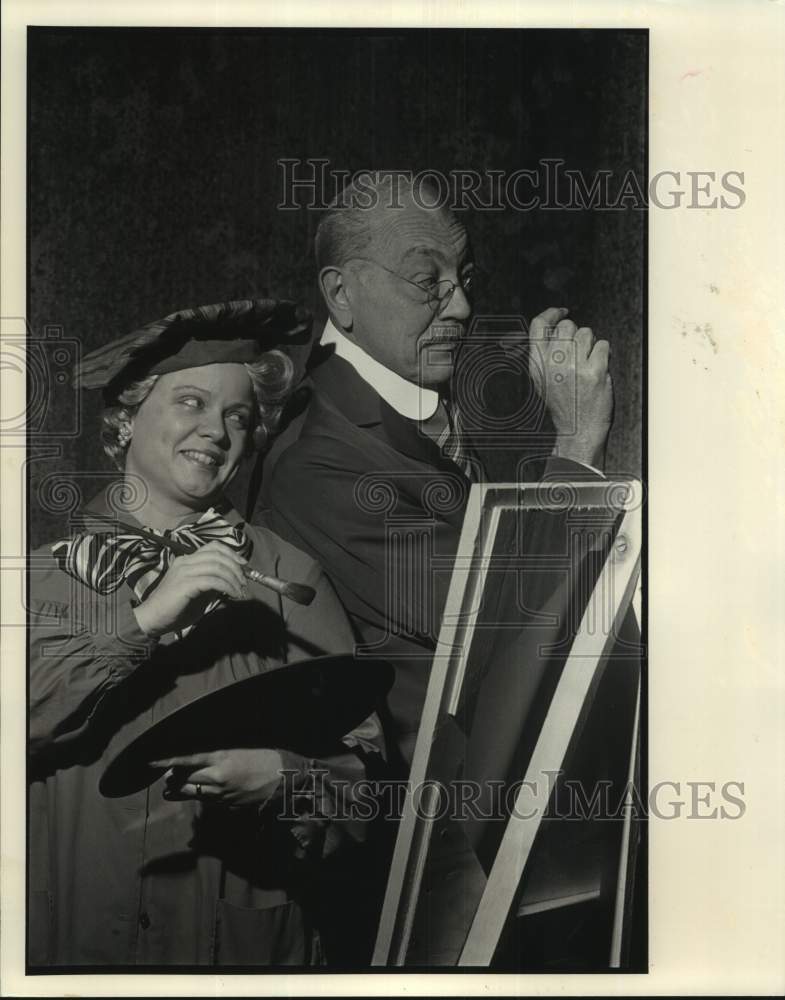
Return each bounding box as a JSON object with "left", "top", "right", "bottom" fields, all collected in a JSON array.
[{"left": 196, "top": 783, "right": 202, "bottom": 797}]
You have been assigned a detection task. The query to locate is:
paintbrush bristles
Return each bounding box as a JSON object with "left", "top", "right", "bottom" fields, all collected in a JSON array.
[
  {"left": 244, "top": 568, "right": 316, "bottom": 606},
  {"left": 280, "top": 582, "right": 317, "bottom": 606}
]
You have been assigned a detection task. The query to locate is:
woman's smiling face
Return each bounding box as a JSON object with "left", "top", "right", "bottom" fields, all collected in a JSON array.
[{"left": 124, "top": 363, "right": 255, "bottom": 514}]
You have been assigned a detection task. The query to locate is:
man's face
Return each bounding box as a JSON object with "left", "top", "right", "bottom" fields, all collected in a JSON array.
[{"left": 343, "top": 202, "right": 474, "bottom": 388}]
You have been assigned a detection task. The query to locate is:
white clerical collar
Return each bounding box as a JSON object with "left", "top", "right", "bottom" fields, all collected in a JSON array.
[{"left": 320, "top": 318, "right": 440, "bottom": 421}]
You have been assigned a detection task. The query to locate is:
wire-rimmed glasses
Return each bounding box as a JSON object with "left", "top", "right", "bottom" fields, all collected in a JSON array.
[{"left": 347, "top": 256, "right": 476, "bottom": 313}]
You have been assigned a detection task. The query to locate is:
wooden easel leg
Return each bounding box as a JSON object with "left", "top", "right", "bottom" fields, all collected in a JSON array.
[
  {"left": 458, "top": 518, "right": 641, "bottom": 967},
  {"left": 610, "top": 668, "right": 642, "bottom": 967}
]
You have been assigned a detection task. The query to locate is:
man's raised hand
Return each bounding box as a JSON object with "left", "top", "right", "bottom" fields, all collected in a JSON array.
[{"left": 528, "top": 306, "right": 614, "bottom": 469}]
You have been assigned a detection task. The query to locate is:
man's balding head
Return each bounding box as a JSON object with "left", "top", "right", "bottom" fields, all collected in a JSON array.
[
  {"left": 315, "top": 173, "right": 444, "bottom": 272},
  {"left": 315, "top": 173, "right": 474, "bottom": 388}
]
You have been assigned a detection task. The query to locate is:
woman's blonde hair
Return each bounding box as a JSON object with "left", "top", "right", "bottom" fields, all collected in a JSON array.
[{"left": 100, "top": 350, "right": 295, "bottom": 470}]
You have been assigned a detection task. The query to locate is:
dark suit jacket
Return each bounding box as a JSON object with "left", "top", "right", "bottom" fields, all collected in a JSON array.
[
  {"left": 261, "top": 352, "right": 593, "bottom": 766},
  {"left": 261, "top": 352, "right": 643, "bottom": 967}
]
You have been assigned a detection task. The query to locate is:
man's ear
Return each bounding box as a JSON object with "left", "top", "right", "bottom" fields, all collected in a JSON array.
[{"left": 319, "top": 266, "right": 353, "bottom": 330}]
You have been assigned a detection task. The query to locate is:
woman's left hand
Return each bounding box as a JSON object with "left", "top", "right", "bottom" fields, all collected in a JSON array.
[{"left": 152, "top": 748, "right": 294, "bottom": 807}]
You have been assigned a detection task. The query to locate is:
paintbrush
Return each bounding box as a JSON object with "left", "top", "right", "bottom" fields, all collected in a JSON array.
[{"left": 76, "top": 510, "right": 316, "bottom": 606}]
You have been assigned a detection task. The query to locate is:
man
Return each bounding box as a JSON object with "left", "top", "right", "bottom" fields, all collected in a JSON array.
[
  {"left": 259, "top": 174, "right": 641, "bottom": 969},
  {"left": 262, "top": 173, "right": 614, "bottom": 770}
]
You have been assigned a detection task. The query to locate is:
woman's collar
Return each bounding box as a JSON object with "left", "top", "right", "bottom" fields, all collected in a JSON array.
[{"left": 84, "top": 481, "right": 241, "bottom": 529}]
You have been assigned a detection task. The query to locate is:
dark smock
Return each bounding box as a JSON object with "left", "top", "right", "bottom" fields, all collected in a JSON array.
[{"left": 28, "top": 492, "right": 382, "bottom": 967}]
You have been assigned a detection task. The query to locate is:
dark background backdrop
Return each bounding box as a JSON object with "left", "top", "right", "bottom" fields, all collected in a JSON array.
[{"left": 28, "top": 28, "right": 646, "bottom": 546}]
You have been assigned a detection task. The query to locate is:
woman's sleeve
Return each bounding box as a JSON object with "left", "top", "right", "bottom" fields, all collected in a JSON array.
[{"left": 28, "top": 552, "right": 157, "bottom": 759}]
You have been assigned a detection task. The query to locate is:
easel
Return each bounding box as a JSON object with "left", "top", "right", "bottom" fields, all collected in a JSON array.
[{"left": 372, "top": 480, "right": 643, "bottom": 968}]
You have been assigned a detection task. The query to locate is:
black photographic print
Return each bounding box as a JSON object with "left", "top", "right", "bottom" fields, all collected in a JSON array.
[{"left": 24, "top": 25, "right": 647, "bottom": 977}]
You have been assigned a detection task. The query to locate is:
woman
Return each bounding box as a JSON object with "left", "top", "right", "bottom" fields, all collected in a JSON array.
[{"left": 28, "top": 299, "right": 384, "bottom": 967}]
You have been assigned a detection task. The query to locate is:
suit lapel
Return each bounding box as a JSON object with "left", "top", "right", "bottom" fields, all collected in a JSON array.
[
  {"left": 378, "top": 398, "right": 466, "bottom": 476},
  {"left": 310, "top": 352, "right": 382, "bottom": 427},
  {"left": 306, "top": 354, "right": 469, "bottom": 529},
  {"left": 313, "top": 353, "right": 471, "bottom": 475}
]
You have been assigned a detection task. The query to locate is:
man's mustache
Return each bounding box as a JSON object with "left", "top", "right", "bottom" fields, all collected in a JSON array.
[{"left": 419, "top": 323, "right": 466, "bottom": 347}]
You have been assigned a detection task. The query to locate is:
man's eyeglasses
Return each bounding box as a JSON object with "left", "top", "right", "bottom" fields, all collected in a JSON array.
[{"left": 347, "top": 256, "right": 476, "bottom": 312}]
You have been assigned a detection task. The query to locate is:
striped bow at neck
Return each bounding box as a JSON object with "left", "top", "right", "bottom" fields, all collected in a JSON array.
[{"left": 51, "top": 508, "right": 252, "bottom": 636}]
